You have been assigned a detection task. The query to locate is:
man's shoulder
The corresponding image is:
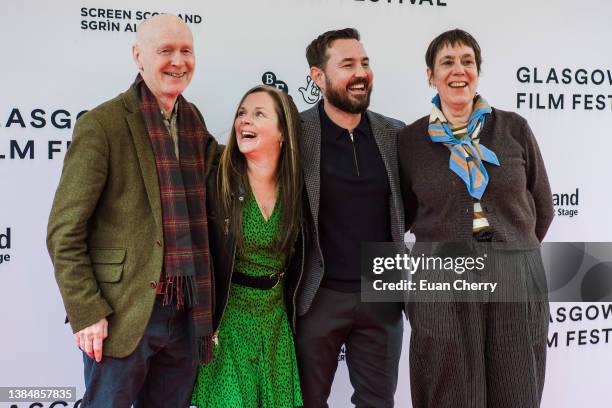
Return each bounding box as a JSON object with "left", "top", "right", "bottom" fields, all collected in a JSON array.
[
  {"left": 299, "top": 104, "right": 322, "bottom": 140},
  {"left": 366, "top": 109, "right": 406, "bottom": 131},
  {"left": 78, "top": 87, "right": 135, "bottom": 127},
  {"left": 300, "top": 104, "right": 319, "bottom": 122}
]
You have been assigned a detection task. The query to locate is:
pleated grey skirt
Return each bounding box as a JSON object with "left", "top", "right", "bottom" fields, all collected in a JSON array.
[{"left": 407, "top": 248, "right": 549, "bottom": 408}]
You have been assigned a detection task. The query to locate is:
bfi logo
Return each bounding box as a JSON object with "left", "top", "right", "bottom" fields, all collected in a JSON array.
[{"left": 262, "top": 72, "right": 289, "bottom": 93}]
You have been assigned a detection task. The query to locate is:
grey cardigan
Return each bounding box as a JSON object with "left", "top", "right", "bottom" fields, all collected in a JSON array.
[{"left": 398, "top": 107, "right": 554, "bottom": 249}]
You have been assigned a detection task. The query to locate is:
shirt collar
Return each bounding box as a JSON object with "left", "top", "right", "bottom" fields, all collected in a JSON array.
[
  {"left": 161, "top": 100, "right": 179, "bottom": 122},
  {"left": 318, "top": 99, "right": 370, "bottom": 140}
]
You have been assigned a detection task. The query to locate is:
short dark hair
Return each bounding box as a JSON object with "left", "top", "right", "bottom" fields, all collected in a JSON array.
[
  {"left": 425, "top": 29, "right": 482, "bottom": 74},
  {"left": 306, "top": 28, "right": 361, "bottom": 69}
]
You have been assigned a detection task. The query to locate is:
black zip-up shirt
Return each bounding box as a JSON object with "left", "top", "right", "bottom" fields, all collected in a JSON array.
[{"left": 318, "top": 101, "right": 391, "bottom": 292}]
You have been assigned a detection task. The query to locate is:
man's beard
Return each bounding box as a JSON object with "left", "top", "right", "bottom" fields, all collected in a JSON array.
[{"left": 324, "top": 77, "right": 372, "bottom": 114}]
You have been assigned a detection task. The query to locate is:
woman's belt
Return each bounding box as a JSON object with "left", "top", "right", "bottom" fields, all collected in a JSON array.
[{"left": 231, "top": 270, "right": 285, "bottom": 290}]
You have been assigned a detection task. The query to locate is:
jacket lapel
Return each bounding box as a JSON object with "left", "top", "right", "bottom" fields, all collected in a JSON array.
[
  {"left": 301, "top": 105, "right": 322, "bottom": 227},
  {"left": 123, "top": 88, "right": 162, "bottom": 229},
  {"left": 367, "top": 111, "right": 405, "bottom": 243},
  {"left": 367, "top": 111, "right": 394, "bottom": 185}
]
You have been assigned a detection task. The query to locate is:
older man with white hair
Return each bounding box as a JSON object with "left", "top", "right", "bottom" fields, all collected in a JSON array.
[{"left": 47, "top": 14, "right": 220, "bottom": 407}]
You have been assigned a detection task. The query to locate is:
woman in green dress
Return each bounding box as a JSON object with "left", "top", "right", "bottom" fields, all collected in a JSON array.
[{"left": 192, "top": 85, "right": 304, "bottom": 408}]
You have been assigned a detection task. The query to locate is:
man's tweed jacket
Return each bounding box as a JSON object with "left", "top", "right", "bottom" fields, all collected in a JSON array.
[
  {"left": 298, "top": 102, "right": 405, "bottom": 316},
  {"left": 46, "top": 86, "right": 220, "bottom": 358}
]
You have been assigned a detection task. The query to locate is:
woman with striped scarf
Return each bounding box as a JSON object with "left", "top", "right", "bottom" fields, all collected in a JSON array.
[{"left": 398, "top": 29, "right": 554, "bottom": 408}]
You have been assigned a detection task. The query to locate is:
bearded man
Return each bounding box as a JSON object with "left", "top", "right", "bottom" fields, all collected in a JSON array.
[{"left": 297, "top": 28, "right": 406, "bottom": 408}]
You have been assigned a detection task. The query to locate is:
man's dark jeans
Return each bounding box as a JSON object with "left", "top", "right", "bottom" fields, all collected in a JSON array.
[{"left": 81, "top": 297, "right": 197, "bottom": 407}]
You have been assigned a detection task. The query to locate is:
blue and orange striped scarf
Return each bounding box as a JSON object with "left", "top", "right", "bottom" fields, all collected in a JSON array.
[{"left": 428, "top": 94, "right": 499, "bottom": 200}]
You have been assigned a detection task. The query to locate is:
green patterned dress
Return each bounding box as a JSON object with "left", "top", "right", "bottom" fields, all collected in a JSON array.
[{"left": 191, "top": 192, "right": 303, "bottom": 408}]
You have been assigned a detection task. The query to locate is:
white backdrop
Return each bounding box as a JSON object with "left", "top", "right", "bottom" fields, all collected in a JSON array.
[{"left": 1, "top": 0, "right": 612, "bottom": 407}]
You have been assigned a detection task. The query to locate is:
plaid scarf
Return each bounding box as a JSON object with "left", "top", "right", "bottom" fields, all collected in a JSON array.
[
  {"left": 428, "top": 94, "right": 500, "bottom": 200},
  {"left": 134, "top": 75, "right": 213, "bottom": 363}
]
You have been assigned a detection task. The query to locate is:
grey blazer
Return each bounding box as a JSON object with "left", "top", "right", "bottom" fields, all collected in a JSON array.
[{"left": 298, "top": 102, "right": 405, "bottom": 315}]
